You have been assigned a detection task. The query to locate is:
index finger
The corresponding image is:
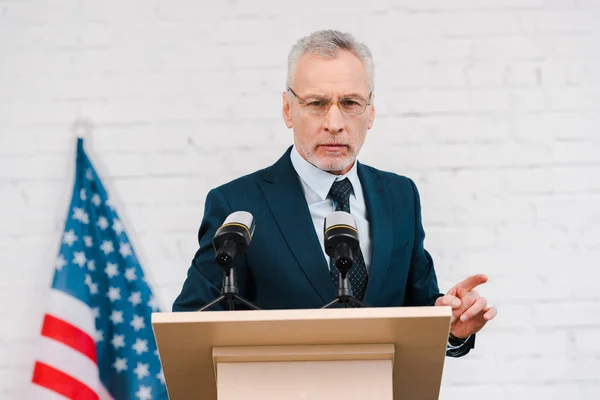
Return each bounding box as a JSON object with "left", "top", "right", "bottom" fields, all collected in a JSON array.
[{"left": 457, "top": 274, "right": 488, "bottom": 292}]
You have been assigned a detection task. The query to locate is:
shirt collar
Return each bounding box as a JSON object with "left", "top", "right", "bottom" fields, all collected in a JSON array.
[{"left": 290, "top": 145, "right": 360, "bottom": 201}]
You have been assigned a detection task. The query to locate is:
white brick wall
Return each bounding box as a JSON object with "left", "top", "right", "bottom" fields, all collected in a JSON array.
[{"left": 1, "top": 0, "right": 599, "bottom": 398}]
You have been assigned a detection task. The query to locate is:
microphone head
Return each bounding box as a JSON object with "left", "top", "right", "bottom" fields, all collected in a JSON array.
[
  {"left": 222, "top": 211, "right": 256, "bottom": 237},
  {"left": 213, "top": 211, "right": 255, "bottom": 265},
  {"left": 324, "top": 211, "right": 357, "bottom": 231},
  {"left": 323, "top": 211, "right": 359, "bottom": 259}
]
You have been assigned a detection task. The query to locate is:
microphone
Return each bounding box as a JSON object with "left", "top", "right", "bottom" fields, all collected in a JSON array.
[
  {"left": 324, "top": 211, "right": 360, "bottom": 273},
  {"left": 213, "top": 211, "right": 255, "bottom": 267}
]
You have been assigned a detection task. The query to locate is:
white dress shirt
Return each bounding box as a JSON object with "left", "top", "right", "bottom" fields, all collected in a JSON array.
[{"left": 289, "top": 145, "right": 372, "bottom": 272}]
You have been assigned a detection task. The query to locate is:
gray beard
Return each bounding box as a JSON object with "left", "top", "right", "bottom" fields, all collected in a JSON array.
[{"left": 305, "top": 148, "right": 356, "bottom": 174}]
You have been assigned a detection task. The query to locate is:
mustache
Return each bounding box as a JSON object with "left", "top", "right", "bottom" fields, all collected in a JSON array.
[{"left": 316, "top": 142, "right": 350, "bottom": 147}]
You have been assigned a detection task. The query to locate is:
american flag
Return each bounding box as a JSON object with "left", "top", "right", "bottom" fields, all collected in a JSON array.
[{"left": 31, "top": 138, "right": 168, "bottom": 400}]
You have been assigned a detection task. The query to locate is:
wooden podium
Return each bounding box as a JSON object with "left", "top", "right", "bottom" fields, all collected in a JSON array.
[{"left": 152, "top": 306, "right": 451, "bottom": 400}]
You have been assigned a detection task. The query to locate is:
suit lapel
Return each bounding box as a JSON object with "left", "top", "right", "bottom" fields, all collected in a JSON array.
[
  {"left": 359, "top": 164, "right": 393, "bottom": 305},
  {"left": 258, "top": 149, "right": 334, "bottom": 303}
]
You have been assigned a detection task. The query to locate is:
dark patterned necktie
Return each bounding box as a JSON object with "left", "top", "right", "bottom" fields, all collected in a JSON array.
[{"left": 328, "top": 178, "right": 368, "bottom": 300}]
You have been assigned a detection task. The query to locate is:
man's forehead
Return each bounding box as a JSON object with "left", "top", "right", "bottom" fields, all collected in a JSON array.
[
  {"left": 300, "top": 88, "right": 368, "bottom": 99},
  {"left": 292, "top": 51, "right": 370, "bottom": 94}
]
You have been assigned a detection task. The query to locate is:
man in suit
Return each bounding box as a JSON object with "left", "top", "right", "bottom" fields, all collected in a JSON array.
[{"left": 173, "top": 30, "right": 496, "bottom": 356}]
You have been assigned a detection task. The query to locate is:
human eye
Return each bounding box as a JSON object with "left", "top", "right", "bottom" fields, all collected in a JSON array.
[
  {"left": 340, "top": 99, "right": 361, "bottom": 106},
  {"left": 305, "top": 99, "right": 328, "bottom": 107},
  {"left": 304, "top": 98, "right": 330, "bottom": 113},
  {"left": 340, "top": 98, "right": 364, "bottom": 111}
]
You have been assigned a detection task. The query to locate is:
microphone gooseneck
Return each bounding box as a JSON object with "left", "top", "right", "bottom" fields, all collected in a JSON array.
[
  {"left": 198, "top": 211, "right": 261, "bottom": 312},
  {"left": 321, "top": 211, "right": 371, "bottom": 308}
]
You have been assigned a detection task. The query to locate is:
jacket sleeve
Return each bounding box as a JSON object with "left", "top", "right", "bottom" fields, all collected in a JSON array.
[
  {"left": 403, "top": 178, "right": 443, "bottom": 308},
  {"left": 172, "top": 188, "right": 252, "bottom": 312},
  {"left": 403, "top": 178, "right": 476, "bottom": 357}
]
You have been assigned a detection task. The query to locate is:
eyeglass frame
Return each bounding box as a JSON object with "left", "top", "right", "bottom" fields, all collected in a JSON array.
[{"left": 287, "top": 87, "right": 373, "bottom": 116}]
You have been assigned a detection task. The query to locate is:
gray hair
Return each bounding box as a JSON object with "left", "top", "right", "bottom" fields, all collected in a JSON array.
[{"left": 286, "top": 30, "right": 374, "bottom": 92}]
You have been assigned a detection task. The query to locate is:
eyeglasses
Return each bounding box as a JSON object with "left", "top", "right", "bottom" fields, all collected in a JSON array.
[{"left": 287, "top": 87, "right": 372, "bottom": 116}]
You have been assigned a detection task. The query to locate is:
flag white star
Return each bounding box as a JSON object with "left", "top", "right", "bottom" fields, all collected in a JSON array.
[
  {"left": 156, "top": 368, "right": 165, "bottom": 385},
  {"left": 73, "top": 251, "right": 87, "bottom": 267},
  {"left": 86, "top": 168, "right": 93, "bottom": 180},
  {"left": 89, "top": 283, "right": 98, "bottom": 295},
  {"left": 80, "top": 188, "right": 87, "bottom": 201},
  {"left": 107, "top": 287, "right": 121, "bottom": 302},
  {"left": 133, "top": 362, "right": 150, "bottom": 380},
  {"left": 128, "top": 292, "right": 142, "bottom": 306},
  {"left": 93, "top": 329, "right": 104, "bottom": 343},
  {"left": 62, "top": 230, "right": 78, "bottom": 246},
  {"left": 91, "top": 193, "right": 102, "bottom": 206},
  {"left": 148, "top": 296, "right": 159, "bottom": 311},
  {"left": 131, "top": 315, "right": 145, "bottom": 331},
  {"left": 55, "top": 255, "right": 67, "bottom": 271},
  {"left": 111, "top": 334, "right": 125, "bottom": 349},
  {"left": 135, "top": 385, "right": 152, "bottom": 400},
  {"left": 84, "top": 274, "right": 92, "bottom": 286},
  {"left": 72, "top": 207, "right": 89, "bottom": 224},
  {"left": 105, "top": 263, "right": 119, "bottom": 278},
  {"left": 98, "top": 216, "right": 109, "bottom": 230},
  {"left": 125, "top": 268, "right": 137, "bottom": 282},
  {"left": 156, "top": 369, "right": 165, "bottom": 385},
  {"left": 119, "top": 242, "right": 132, "bottom": 257},
  {"left": 92, "top": 307, "right": 100, "bottom": 318},
  {"left": 100, "top": 240, "right": 114, "bottom": 255},
  {"left": 110, "top": 310, "right": 124, "bottom": 325},
  {"left": 113, "top": 219, "right": 124, "bottom": 235},
  {"left": 132, "top": 338, "right": 148, "bottom": 355},
  {"left": 113, "top": 358, "right": 127, "bottom": 373},
  {"left": 87, "top": 260, "right": 96, "bottom": 271},
  {"left": 83, "top": 236, "right": 93, "bottom": 247}
]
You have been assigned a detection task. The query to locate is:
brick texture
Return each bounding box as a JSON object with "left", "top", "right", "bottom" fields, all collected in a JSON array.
[{"left": 1, "top": 0, "right": 599, "bottom": 398}]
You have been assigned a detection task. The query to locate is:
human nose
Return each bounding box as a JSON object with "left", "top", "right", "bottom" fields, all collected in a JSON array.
[{"left": 323, "top": 102, "right": 345, "bottom": 134}]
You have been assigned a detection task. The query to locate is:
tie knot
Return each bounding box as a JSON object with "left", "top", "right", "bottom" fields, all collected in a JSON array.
[{"left": 329, "top": 178, "right": 353, "bottom": 212}]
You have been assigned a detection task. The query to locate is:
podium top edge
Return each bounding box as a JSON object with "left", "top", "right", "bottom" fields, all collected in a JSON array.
[{"left": 151, "top": 306, "right": 452, "bottom": 325}]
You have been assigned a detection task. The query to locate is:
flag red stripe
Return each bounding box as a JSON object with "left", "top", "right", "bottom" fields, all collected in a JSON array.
[
  {"left": 41, "top": 314, "right": 97, "bottom": 363},
  {"left": 32, "top": 361, "right": 99, "bottom": 400}
]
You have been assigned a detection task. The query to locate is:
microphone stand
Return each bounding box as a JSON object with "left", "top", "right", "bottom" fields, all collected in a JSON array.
[
  {"left": 322, "top": 262, "right": 370, "bottom": 309},
  {"left": 197, "top": 264, "right": 260, "bottom": 311}
]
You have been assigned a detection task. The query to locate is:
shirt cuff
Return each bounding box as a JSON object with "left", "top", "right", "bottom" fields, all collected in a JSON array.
[{"left": 446, "top": 333, "right": 471, "bottom": 350}]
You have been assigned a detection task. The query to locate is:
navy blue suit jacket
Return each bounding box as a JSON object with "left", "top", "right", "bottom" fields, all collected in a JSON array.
[{"left": 173, "top": 147, "right": 474, "bottom": 355}]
